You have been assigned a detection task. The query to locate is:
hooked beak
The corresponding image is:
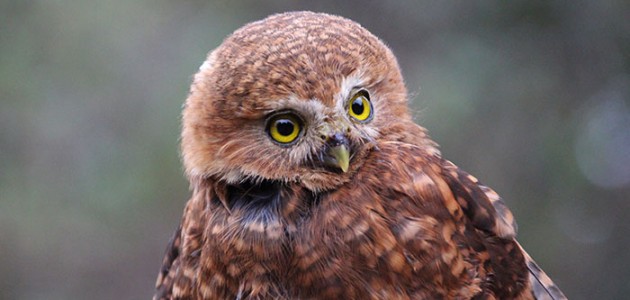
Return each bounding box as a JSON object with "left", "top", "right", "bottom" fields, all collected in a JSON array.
[{"left": 323, "top": 133, "right": 351, "bottom": 173}]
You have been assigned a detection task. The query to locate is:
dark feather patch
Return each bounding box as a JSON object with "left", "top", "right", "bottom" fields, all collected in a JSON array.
[{"left": 442, "top": 160, "right": 517, "bottom": 239}]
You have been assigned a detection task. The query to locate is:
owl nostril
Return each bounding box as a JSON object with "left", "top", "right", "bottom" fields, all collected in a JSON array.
[{"left": 327, "top": 133, "right": 349, "bottom": 147}]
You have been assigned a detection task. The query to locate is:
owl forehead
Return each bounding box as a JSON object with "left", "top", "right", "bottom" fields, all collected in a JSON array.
[
  {"left": 207, "top": 12, "right": 392, "bottom": 118},
  {"left": 266, "top": 74, "right": 364, "bottom": 118}
]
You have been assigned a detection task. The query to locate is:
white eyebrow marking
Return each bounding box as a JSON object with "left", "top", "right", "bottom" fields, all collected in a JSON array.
[{"left": 336, "top": 71, "right": 367, "bottom": 110}]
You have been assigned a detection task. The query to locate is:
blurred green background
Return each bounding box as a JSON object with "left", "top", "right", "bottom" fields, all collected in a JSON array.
[{"left": 1, "top": 1, "right": 629, "bottom": 299}]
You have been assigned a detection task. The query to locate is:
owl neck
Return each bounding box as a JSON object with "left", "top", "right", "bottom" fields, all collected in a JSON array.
[
  {"left": 195, "top": 177, "right": 316, "bottom": 216},
  {"left": 225, "top": 179, "right": 282, "bottom": 210}
]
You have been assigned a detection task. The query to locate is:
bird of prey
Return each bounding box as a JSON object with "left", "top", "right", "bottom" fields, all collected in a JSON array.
[{"left": 154, "top": 11, "right": 566, "bottom": 300}]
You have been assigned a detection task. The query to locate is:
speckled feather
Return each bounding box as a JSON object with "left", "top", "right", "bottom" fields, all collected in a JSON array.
[{"left": 155, "top": 11, "right": 566, "bottom": 299}]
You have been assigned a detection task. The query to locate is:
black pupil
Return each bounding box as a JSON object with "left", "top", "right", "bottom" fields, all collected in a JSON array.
[
  {"left": 352, "top": 98, "right": 365, "bottom": 115},
  {"left": 276, "top": 119, "right": 294, "bottom": 136}
]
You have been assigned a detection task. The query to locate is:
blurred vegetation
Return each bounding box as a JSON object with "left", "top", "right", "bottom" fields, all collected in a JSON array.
[{"left": 1, "top": 1, "right": 628, "bottom": 299}]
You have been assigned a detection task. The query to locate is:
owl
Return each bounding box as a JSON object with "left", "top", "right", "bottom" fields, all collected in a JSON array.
[{"left": 154, "top": 12, "right": 566, "bottom": 299}]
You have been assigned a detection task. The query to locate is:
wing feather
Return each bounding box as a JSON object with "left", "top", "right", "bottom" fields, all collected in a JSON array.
[
  {"left": 154, "top": 225, "right": 182, "bottom": 300},
  {"left": 154, "top": 191, "right": 208, "bottom": 300},
  {"left": 441, "top": 159, "right": 517, "bottom": 239},
  {"left": 440, "top": 156, "right": 566, "bottom": 299},
  {"left": 519, "top": 242, "right": 568, "bottom": 300}
]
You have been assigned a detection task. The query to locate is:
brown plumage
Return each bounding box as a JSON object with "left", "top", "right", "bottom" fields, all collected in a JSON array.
[{"left": 154, "top": 11, "right": 566, "bottom": 299}]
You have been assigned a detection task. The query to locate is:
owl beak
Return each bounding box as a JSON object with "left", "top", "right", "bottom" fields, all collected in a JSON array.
[{"left": 324, "top": 133, "right": 350, "bottom": 173}]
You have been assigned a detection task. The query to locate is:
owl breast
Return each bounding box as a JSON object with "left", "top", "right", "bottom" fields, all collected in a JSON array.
[{"left": 196, "top": 143, "right": 501, "bottom": 299}]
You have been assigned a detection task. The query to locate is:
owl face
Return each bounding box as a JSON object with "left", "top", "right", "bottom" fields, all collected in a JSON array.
[{"left": 181, "top": 12, "right": 412, "bottom": 191}]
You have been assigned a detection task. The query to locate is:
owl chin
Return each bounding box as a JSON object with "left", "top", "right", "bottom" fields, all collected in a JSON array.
[
  {"left": 300, "top": 143, "right": 374, "bottom": 192},
  {"left": 216, "top": 167, "right": 355, "bottom": 194},
  {"left": 224, "top": 178, "right": 281, "bottom": 210},
  {"left": 202, "top": 138, "right": 374, "bottom": 193}
]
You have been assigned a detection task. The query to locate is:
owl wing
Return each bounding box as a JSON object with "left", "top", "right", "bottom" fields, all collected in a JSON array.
[
  {"left": 154, "top": 193, "right": 207, "bottom": 300},
  {"left": 440, "top": 158, "right": 566, "bottom": 299},
  {"left": 154, "top": 225, "right": 182, "bottom": 300}
]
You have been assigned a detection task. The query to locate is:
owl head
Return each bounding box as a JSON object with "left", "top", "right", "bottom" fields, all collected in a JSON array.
[{"left": 181, "top": 11, "right": 413, "bottom": 192}]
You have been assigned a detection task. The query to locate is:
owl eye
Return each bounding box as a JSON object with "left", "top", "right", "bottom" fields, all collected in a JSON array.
[
  {"left": 347, "top": 90, "right": 373, "bottom": 122},
  {"left": 267, "top": 113, "right": 302, "bottom": 144}
]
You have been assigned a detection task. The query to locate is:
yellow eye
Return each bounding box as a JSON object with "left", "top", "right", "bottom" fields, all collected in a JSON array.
[
  {"left": 348, "top": 90, "right": 372, "bottom": 122},
  {"left": 267, "top": 114, "right": 302, "bottom": 144}
]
